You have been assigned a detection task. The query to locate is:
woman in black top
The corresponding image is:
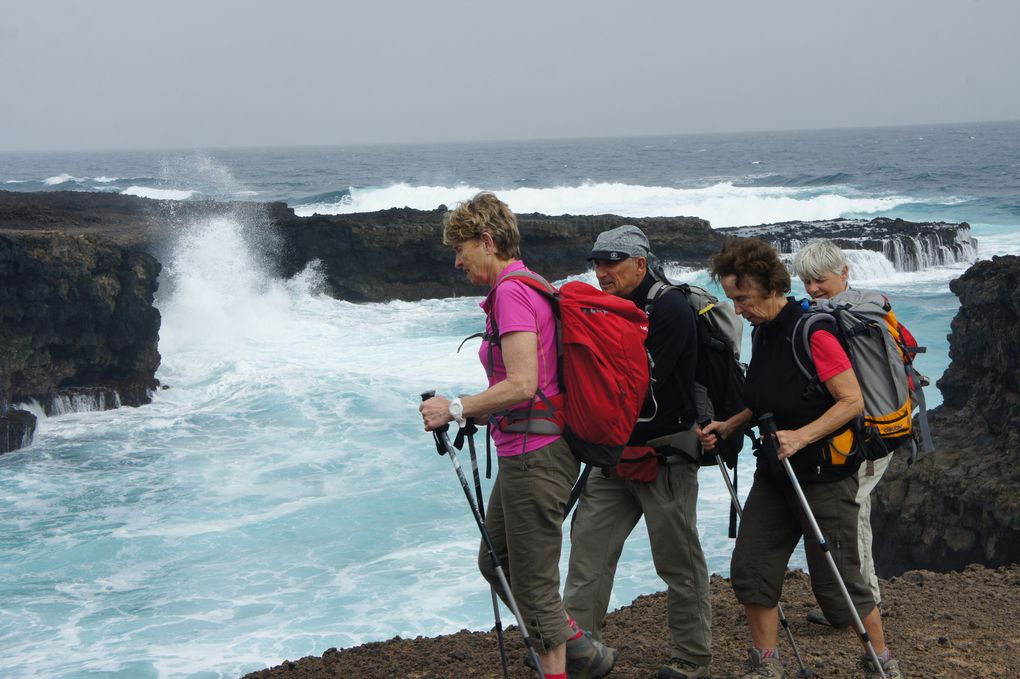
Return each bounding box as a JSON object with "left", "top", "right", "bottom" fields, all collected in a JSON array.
[{"left": 698, "top": 238, "right": 902, "bottom": 679}]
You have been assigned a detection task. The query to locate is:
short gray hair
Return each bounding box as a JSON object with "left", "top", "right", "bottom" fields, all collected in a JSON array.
[{"left": 793, "top": 239, "right": 847, "bottom": 280}]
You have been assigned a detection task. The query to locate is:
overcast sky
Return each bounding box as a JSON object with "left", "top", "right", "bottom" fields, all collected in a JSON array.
[{"left": 1, "top": 0, "right": 1018, "bottom": 152}]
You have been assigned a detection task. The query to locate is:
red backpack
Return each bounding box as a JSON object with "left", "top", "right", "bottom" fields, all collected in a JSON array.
[{"left": 482, "top": 271, "right": 651, "bottom": 467}]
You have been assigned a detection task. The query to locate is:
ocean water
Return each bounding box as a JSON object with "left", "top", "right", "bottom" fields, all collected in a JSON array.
[{"left": 1, "top": 122, "right": 1019, "bottom": 678}]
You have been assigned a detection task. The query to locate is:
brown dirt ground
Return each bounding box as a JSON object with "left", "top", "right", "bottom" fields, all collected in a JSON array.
[{"left": 242, "top": 564, "right": 1020, "bottom": 679}]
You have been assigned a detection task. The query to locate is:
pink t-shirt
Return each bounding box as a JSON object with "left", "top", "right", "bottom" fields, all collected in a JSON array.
[
  {"left": 810, "top": 330, "right": 853, "bottom": 383},
  {"left": 480, "top": 261, "right": 561, "bottom": 456}
]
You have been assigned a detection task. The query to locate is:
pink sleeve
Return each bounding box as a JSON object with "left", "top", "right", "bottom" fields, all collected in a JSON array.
[
  {"left": 810, "top": 330, "right": 852, "bottom": 383},
  {"left": 492, "top": 280, "right": 541, "bottom": 336}
]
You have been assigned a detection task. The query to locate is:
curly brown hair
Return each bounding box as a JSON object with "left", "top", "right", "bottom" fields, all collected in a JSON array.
[
  {"left": 442, "top": 192, "right": 522, "bottom": 259},
  {"left": 709, "top": 236, "right": 791, "bottom": 295}
]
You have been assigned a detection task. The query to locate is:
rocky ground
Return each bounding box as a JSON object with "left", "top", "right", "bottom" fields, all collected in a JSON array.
[{"left": 243, "top": 564, "right": 1020, "bottom": 679}]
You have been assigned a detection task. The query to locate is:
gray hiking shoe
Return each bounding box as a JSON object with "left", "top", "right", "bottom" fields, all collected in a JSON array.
[
  {"left": 521, "top": 631, "right": 617, "bottom": 679},
  {"left": 805, "top": 608, "right": 832, "bottom": 626},
  {"left": 858, "top": 654, "right": 903, "bottom": 679},
  {"left": 657, "top": 655, "right": 710, "bottom": 678},
  {"left": 566, "top": 631, "right": 617, "bottom": 679},
  {"left": 740, "top": 648, "right": 789, "bottom": 679}
]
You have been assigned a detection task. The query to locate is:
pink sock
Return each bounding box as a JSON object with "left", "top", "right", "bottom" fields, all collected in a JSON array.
[
  {"left": 544, "top": 674, "right": 567, "bottom": 679},
  {"left": 758, "top": 648, "right": 778, "bottom": 659},
  {"left": 566, "top": 617, "right": 583, "bottom": 640}
]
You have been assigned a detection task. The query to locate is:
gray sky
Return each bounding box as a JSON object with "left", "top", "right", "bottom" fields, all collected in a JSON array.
[{"left": 2, "top": 0, "right": 1018, "bottom": 152}]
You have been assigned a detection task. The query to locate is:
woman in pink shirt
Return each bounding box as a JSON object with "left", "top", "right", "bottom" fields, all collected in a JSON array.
[{"left": 420, "top": 192, "right": 615, "bottom": 679}]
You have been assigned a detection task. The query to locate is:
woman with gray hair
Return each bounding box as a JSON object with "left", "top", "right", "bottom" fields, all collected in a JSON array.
[
  {"left": 793, "top": 239, "right": 892, "bottom": 625},
  {"left": 794, "top": 239, "right": 851, "bottom": 301}
]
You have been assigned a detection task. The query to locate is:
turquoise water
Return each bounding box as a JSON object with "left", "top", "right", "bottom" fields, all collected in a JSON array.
[{"left": 1, "top": 125, "right": 1019, "bottom": 677}]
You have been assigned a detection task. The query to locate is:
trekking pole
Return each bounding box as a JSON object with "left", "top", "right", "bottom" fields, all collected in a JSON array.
[
  {"left": 455, "top": 418, "right": 510, "bottom": 679},
  {"left": 421, "top": 391, "right": 544, "bottom": 678},
  {"left": 702, "top": 422, "right": 813, "bottom": 679},
  {"left": 758, "top": 413, "right": 887, "bottom": 679},
  {"left": 563, "top": 463, "right": 593, "bottom": 519}
]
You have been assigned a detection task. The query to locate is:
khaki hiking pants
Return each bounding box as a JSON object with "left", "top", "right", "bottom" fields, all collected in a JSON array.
[
  {"left": 478, "top": 437, "right": 579, "bottom": 652},
  {"left": 857, "top": 452, "right": 893, "bottom": 605},
  {"left": 564, "top": 458, "right": 712, "bottom": 666}
]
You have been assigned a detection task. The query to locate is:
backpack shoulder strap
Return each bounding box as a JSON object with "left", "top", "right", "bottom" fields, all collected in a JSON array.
[
  {"left": 644, "top": 281, "right": 681, "bottom": 317},
  {"left": 485, "top": 270, "right": 558, "bottom": 344},
  {"left": 499, "top": 270, "right": 557, "bottom": 298},
  {"left": 791, "top": 310, "right": 842, "bottom": 388}
]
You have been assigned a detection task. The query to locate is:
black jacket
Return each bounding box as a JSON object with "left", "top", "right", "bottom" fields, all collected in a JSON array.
[
  {"left": 626, "top": 274, "right": 698, "bottom": 445},
  {"left": 745, "top": 297, "right": 861, "bottom": 484}
]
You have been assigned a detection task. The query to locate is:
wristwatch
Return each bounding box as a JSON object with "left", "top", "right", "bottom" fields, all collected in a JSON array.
[{"left": 449, "top": 397, "right": 467, "bottom": 426}]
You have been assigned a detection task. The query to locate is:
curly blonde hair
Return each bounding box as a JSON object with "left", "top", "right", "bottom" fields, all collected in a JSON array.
[{"left": 442, "top": 192, "right": 522, "bottom": 259}]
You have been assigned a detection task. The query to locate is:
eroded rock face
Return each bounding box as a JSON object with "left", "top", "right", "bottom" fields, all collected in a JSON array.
[
  {"left": 273, "top": 208, "right": 719, "bottom": 301},
  {"left": 872, "top": 255, "right": 1020, "bottom": 575},
  {"left": 0, "top": 231, "right": 161, "bottom": 453},
  {"left": 1, "top": 191, "right": 977, "bottom": 302},
  {"left": 720, "top": 217, "right": 977, "bottom": 271}
]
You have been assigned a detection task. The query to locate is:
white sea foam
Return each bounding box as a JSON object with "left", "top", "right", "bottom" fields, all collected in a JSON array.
[
  {"left": 121, "top": 185, "right": 197, "bottom": 200},
  {"left": 4, "top": 179, "right": 28, "bottom": 184},
  {"left": 93, "top": 176, "right": 118, "bottom": 183},
  {"left": 293, "top": 181, "right": 913, "bottom": 228},
  {"left": 43, "top": 173, "right": 85, "bottom": 185}
]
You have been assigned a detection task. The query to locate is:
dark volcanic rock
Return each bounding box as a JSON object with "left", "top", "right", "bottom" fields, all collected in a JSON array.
[
  {"left": 244, "top": 566, "right": 1020, "bottom": 678},
  {"left": 720, "top": 217, "right": 977, "bottom": 271},
  {"left": 273, "top": 208, "right": 718, "bottom": 302},
  {"left": 0, "top": 403, "right": 36, "bottom": 454},
  {"left": 0, "top": 230, "right": 162, "bottom": 453},
  {"left": 871, "top": 255, "right": 1020, "bottom": 576},
  {"left": 2, "top": 191, "right": 977, "bottom": 304}
]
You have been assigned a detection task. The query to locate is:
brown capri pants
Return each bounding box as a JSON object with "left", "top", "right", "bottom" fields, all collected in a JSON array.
[
  {"left": 730, "top": 470, "right": 876, "bottom": 628},
  {"left": 478, "top": 437, "right": 580, "bottom": 651}
]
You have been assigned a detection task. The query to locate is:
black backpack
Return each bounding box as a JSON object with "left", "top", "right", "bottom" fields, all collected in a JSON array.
[{"left": 644, "top": 275, "right": 747, "bottom": 470}]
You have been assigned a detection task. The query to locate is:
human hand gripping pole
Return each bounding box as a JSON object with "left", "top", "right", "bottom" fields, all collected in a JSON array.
[
  {"left": 759, "top": 413, "right": 887, "bottom": 679},
  {"left": 699, "top": 419, "right": 813, "bottom": 679},
  {"left": 420, "top": 391, "right": 543, "bottom": 678}
]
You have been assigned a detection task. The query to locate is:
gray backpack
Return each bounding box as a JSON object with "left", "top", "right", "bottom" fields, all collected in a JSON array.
[{"left": 793, "top": 288, "right": 934, "bottom": 463}]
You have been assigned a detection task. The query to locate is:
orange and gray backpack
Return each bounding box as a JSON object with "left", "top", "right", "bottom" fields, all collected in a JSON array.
[{"left": 792, "top": 288, "right": 935, "bottom": 464}]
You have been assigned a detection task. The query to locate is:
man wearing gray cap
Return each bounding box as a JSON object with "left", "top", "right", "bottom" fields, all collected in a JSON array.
[{"left": 564, "top": 225, "right": 713, "bottom": 679}]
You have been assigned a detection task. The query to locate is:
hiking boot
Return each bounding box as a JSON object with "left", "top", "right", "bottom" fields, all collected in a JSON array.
[
  {"left": 858, "top": 653, "right": 903, "bottom": 679},
  {"left": 521, "top": 631, "right": 617, "bottom": 679},
  {"left": 657, "top": 655, "right": 710, "bottom": 678},
  {"left": 740, "top": 649, "right": 789, "bottom": 679},
  {"left": 566, "top": 631, "right": 617, "bottom": 679},
  {"left": 805, "top": 608, "right": 832, "bottom": 626}
]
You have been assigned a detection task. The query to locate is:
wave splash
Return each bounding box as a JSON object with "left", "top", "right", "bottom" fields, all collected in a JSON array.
[{"left": 293, "top": 181, "right": 913, "bottom": 228}]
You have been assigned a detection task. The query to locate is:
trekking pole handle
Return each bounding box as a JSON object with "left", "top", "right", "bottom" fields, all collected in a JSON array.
[{"left": 421, "top": 390, "right": 449, "bottom": 456}]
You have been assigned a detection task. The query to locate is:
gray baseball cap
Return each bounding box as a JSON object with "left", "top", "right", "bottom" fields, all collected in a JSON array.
[{"left": 588, "top": 224, "right": 651, "bottom": 261}]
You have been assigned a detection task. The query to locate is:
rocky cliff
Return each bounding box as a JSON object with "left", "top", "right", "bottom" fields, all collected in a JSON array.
[
  {"left": 0, "top": 230, "right": 162, "bottom": 453},
  {"left": 720, "top": 217, "right": 977, "bottom": 271},
  {"left": 273, "top": 208, "right": 718, "bottom": 301},
  {"left": 0, "top": 190, "right": 978, "bottom": 302},
  {"left": 872, "top": 255, "right": 1020, "bottom": 575}
]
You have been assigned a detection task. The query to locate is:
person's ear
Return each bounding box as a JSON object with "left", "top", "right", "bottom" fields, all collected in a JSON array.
[{"left": 480, "top": 232, "right": 495, "bottom": 253}]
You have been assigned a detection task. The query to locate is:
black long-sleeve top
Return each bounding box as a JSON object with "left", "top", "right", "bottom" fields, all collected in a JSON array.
[{"left": 625, "top": 273, "right": 698, "bottom": 445}]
